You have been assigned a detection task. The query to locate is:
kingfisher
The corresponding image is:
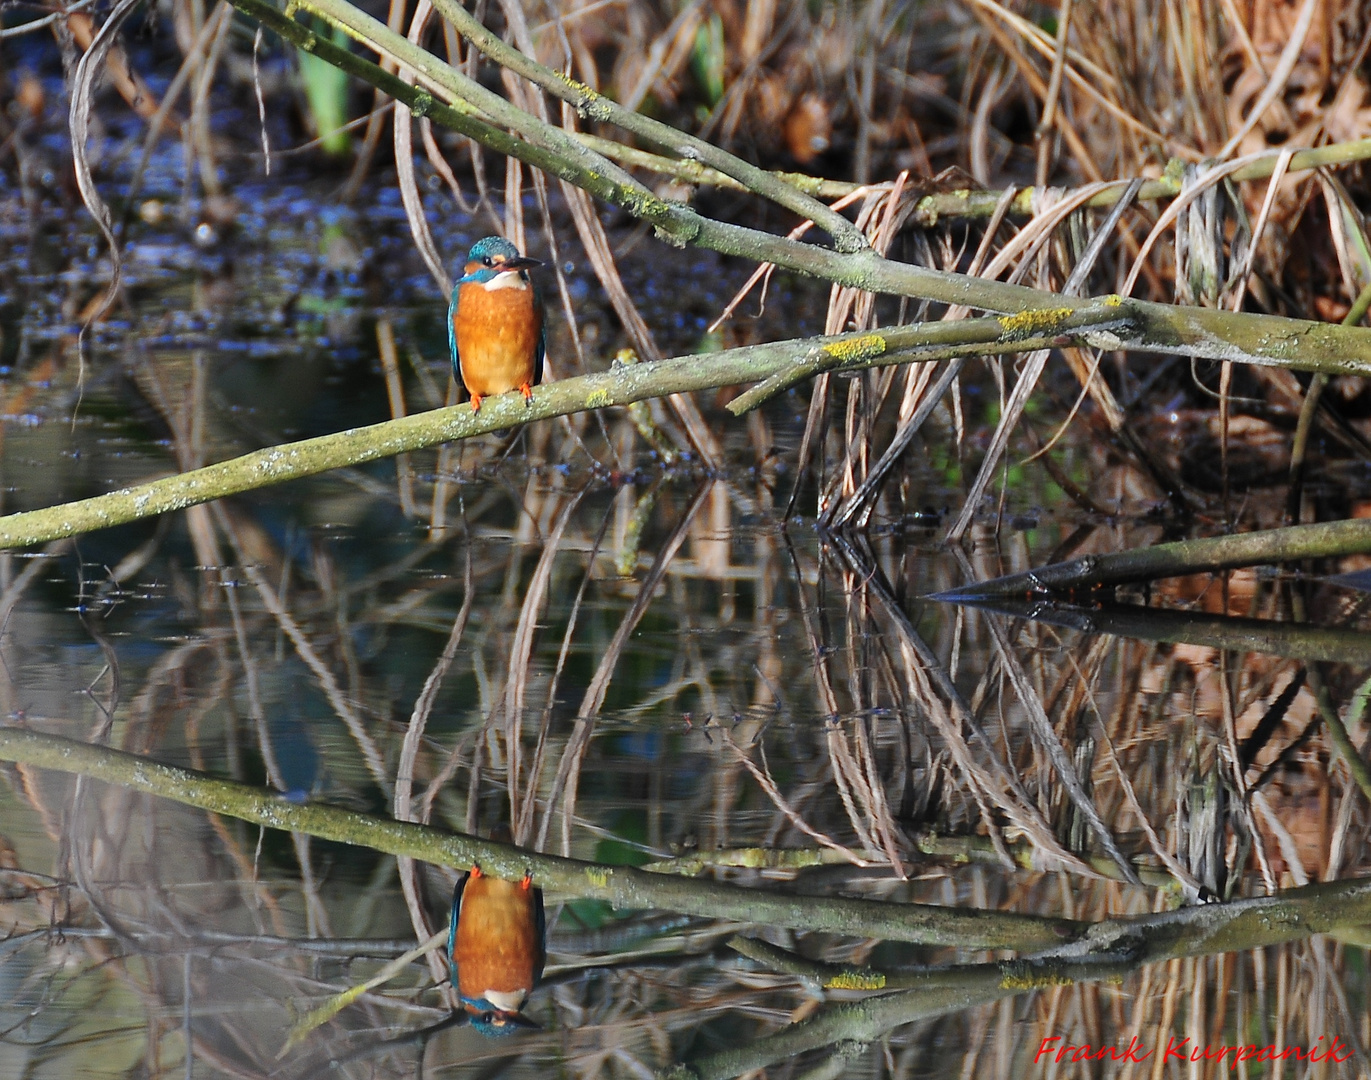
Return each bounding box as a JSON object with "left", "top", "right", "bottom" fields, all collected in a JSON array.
[
  {"left": 449, "top": 864, "right": 545, "bottom": 1036},
  {"left": 448, "top": 236, "right": 545, "bottom": 412}
]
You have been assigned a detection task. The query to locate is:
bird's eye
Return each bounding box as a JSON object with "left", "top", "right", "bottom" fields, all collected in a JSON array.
[
  {"left": 482, "top": 256, "right": 493, "bottom": 267},
  {"left": 482, "top": 1012, "right": 495, "bottom": 1025}
]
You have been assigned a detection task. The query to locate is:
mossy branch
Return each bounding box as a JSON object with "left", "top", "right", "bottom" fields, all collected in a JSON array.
[
  {"left": 727, "top": 935, "right": 1130, "bottom": 993},
  {"left": 933, "top": 518, "right": 1371, "bottom": 600},
  {"left": 674, "top": 872, "right": 1371, "bottom": 1080},
  {"left": 0, "top": 314, "right": 1127, "bottom": 549},
  {"left": 577, "top": 131, "right": 1371, "bottom": 229},
  {"left": 235, "top": 0, "right": 1371, "bottom": 374},
  {"left": 0, "top": 725, "right": 1077, "bottom": 950},
  {"left": 8, "top": 723, "right": 1366, "bottom": 956}
]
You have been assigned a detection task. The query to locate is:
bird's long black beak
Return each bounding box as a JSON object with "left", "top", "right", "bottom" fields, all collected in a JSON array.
[
  {"left": 502, "top": 256, "right": 543, "bottom": 271},
  {"left": 507, "top": 1011, "right": 542, "bottom": 1030}
]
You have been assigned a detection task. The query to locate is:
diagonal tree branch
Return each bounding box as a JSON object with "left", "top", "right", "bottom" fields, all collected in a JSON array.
[
  {"left": 235, "top": 0, "right": 1371, "bottom": 374},
  {"left": 0, "top": 308, "right": 1134, "bottom": 550}
]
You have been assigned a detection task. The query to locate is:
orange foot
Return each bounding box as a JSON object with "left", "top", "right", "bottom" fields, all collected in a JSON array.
[
  {"left": 470, "top": 393, "right": 484, "bottom": 412},
  {"left": 518, "top": 382, "right": 534, "bottom": 405},
  {"left": 470, "top": 863, "right": 484, "bottom": 879},
  {"left": 520, "top": 871, "right": 533, "bottom": 891}
]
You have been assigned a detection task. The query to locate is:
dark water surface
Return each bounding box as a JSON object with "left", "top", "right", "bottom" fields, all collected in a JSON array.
[{"left": 3, "top": 102, "right": 1371, "bottom": 1080}]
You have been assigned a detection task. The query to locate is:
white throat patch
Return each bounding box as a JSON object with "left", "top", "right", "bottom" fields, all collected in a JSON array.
[
  {"left": 480, "top": 989, "right": 528, "bottom": 1012},
  {"left": 481, "top": 269, "right": 528, "bottom": 291}
]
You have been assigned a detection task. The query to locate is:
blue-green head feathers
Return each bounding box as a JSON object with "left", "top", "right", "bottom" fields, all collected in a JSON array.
[
  {"left": 468, "top": 235, "right": 521, "bottom": 265},
  {"left": 455, "top": 235, "right": 538, "bottom": 285}
]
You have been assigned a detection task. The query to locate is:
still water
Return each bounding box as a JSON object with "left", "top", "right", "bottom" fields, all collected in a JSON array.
[{"left": 2, "top": 127, "right": 1370, "bottom": 1079}]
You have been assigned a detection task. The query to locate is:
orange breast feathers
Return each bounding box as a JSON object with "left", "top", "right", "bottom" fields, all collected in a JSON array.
[
  {"left": 453, "top": 282, "right": 543, "bottom": 399},
  {"left": 453, "top": 873, "right": 543, "bottom": 1000}
]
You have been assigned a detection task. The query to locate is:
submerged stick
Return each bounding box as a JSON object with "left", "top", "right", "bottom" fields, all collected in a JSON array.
[
  {"left": 931, "top": 519, "right": 1371, "bottom": 600},
  {"left": 936, "top": 598, "right": 1371, "bottom": 666}
]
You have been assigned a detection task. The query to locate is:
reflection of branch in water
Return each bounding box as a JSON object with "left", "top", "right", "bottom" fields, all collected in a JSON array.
[
  {"left": 957, "top": 569, "right": 1142, "bottom": 886},
  {"left": 942, "top": 595, "right": 1371, "bottom": 666},
  {"left": 717, "top": 725, "right": 875, "bottom": 868},
  {"left": 498, "top": 485, "right": 585, "bottom": 843},
  {"left": 9, "top": 725, "right": 1371, "bottom": 958},
  {"left": 781, "top": 531, "right": 905, "bottom": 871},
  {"left": 518, "top": 502, "right": 614, "bottom": 849},
  {"left": 395, "top": 528, "right": 474, "bottom": 994},
  {"left": 214, "top": 503, "right": 391, "bottom": 796},
  {"left": 0, "top": 725, "right": 1079, "bottom": 950},
  {"left": 826, "top": 532, "right": 1099, "bottom": 878},
  {"left": 688, "top": 881, "right": 1371, "bottom": 1080}
]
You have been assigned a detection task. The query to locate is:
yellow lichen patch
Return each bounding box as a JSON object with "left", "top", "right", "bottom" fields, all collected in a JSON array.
[
  {"left": 825, "top": 971, "right": 887, "bottom": 991},
  {"left": 555, "top": 71, "right": 596, "bottom": 99},
  {"left": 587, "top": 389, "right": 612, "bottom": 409},
  {"left": 822, "top": 334, "right": 887, "bottom": 364},
  {"left": 1102, "top": 294, "right": 1124, "bottom": 307},
  {"left": 999, "top": 970, "right": 1075, "bottom": 990},
  {"left": 585, "top": 867, "right": 610, "bottom": 888},
  {"left": 997, "top": 307, "right": 1073, "bottom": 340}
]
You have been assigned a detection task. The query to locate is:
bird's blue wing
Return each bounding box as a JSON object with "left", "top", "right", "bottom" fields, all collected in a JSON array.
[
  {"left": 448, "top": 872, "right": 469, "bottom": 986},
  {"left": 447, "top": 285, "right": 463, "bottom": 387}
]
